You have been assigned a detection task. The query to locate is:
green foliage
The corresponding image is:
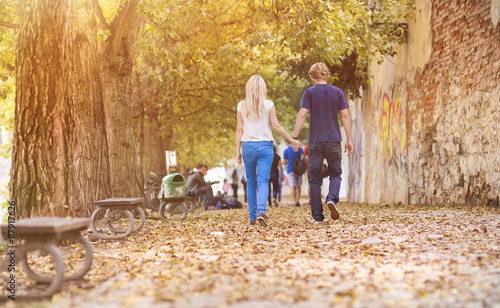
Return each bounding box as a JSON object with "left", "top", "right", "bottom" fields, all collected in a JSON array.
[
  {"left": 0, "top": 0, "right": 16, "bottom": 159},
  {"left": 2, "top": 0, "right": 414, "bottom": 167},
  {"left": 251, "top": 0, "right": 414, "bottom": 98},
  {"left": 0, "top": 199, "right": 8, "bottom": 223},
  {"left": 135, "top": 0, "right": 308, "bottom": 167},
  {"left": 134, "top": 0, "right": 413, "bottom": 166}
]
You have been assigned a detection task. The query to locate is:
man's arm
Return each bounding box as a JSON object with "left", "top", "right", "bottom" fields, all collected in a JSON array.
[
  {"left": 293, "top": 108, "right": 309, "bottom": 138},
  {"left": 196, "top": 173, "right": 211, "bottom": 187},
  {"left": 340, "top": 109, "right": 353, "bottom": 156}
]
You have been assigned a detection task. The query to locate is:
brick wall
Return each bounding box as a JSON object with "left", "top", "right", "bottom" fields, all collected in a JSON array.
[{"left": 406, "top": 0, "right": 500, "bottom": 206}]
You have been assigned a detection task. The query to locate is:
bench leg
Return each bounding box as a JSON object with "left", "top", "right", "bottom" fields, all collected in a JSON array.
[
  {"left": 61, "top": 234, "right": 93, "bottom": 281},
  {"left": 19, "top": 235, "right": 93, "bottom": 283},
  {"left": 133, "top": 206, "right": 145, "bottom": 232},
  {"left": 91, "top": 208, "right": 134, "bottom": 239},
  {"left": 18, "top": 242, "right": 65, "bottom": 298},
  {"left": 159, "top": 202, "right": 188, "bottom": 221},
  {"left": 106, "top": 207, "right": 144, "bottom": 233}
]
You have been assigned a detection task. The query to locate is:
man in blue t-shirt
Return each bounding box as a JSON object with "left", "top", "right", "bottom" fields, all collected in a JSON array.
[
  {"left": 283, "top": 141, "right": 304, "bottom": 207},
  {"left": 292, "top": 62, "right": 353, "bottom": 222}
]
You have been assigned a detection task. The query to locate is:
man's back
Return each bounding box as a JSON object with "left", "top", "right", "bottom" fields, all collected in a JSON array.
[
  {"left": 185, "top": 170, "right": 204, "bottom": 192},
  {"left": 300, "top": 84, "right": 348, "bottom": 143}
]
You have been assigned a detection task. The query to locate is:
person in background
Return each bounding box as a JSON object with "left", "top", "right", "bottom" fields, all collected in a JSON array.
[
  {"left": 241, "top": 171, "right": 247, "bottom": 203},
  {"left": 222, "top": 179, "right": 231, "bottom": 194},
  {"left": 304, "top": 144, "right": 311, "bottom": 205},
  {"left": 235, "top": 75, "right": 300, "bottom": 227},
  {"left": 231, "top": 169, "right": 239, "bottom": 199},
  {"left": 293, "top": 62, "right": 353, "bottom": 223},
  {"left": 277, "top": 169, "right": 285, "bottom": 203},
  {"left": 268, "top": 145, "right": 283, "bottom": 208},
  {"left": 185, "top": 163, "right": 220, "bottom": 210},
  {"left": 283, "top": 140, "right": 305, "bottom": 207}
]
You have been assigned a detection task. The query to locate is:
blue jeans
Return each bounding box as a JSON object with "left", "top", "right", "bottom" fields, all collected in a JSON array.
[
  {"left": 309, "top": 141, "right": 342, "bottom": 221},
  {"left": 242, "top": 141, "right": 274, "bottom": 221}
]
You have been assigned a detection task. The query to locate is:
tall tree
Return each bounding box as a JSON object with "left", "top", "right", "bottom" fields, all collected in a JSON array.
[
  {"left": 10, "top": 0, "right": 111, "bottom": 218},
  {"left": 98, "top": 0, "right": 143, "bottom": 197}
]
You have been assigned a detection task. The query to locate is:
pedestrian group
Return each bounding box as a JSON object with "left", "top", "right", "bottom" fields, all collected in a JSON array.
[{"left": 235, "top": 62, "right": 354, "bottom": 226}]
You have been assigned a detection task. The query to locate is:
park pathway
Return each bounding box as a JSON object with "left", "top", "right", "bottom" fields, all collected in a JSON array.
[{"left": 6, "top": 202, "right": 500, "bottom": 307}]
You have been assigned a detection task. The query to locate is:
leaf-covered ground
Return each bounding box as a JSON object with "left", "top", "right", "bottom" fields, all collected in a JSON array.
[{"left": 3, "top": 200, "right": 500, "bottom": 307}]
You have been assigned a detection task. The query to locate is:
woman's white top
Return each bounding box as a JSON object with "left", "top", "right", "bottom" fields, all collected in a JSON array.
[{"left": 237, "top": 99, "right": 275, "bottom": 142}]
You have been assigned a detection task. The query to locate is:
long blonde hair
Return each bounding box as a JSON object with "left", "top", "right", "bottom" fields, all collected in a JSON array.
[{"left": 243, "top": 75, "right": 267, "bottom": 121}]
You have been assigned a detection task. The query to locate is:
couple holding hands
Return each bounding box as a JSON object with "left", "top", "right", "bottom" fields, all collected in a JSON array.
[{"left": 235, "top": 62, "right": 354, "bottom": 227}]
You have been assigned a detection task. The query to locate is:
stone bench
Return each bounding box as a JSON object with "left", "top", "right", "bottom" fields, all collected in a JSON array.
[
  {"left": 0, "top": 217, "right": 92, "bottom": 298},
  {"left": 91, "top": 198, "right": 145, "bottom": 240},
  {"left": 158, "top": 197, "right": 188, "bottom": 220}
]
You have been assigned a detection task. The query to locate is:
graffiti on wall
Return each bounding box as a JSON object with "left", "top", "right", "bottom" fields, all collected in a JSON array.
[
  {"left": 348, "top": 108, "right": 362, "bottom": 202},
  {"left": 379, "top": 94, "right": 407, "bottom": 171}
]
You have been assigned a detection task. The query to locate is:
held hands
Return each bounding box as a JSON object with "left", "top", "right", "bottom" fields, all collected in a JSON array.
[
  {"left": 345, "top": 140, "right": 354, "bottom": 156},
  {"left": 291, "top": 139, "right": 302, "bottom": 152}
]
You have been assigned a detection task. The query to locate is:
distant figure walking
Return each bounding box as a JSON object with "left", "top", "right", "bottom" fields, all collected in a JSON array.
[
  {"left": 268, "top": 145, "right": 283, "bottom": 208},
  {"left": 235, "top": 75, "right": 300, "bottom": 227},
  {"left": 241, "top": 171, "right": 247, "bottom": 203},
  {"left": 231, "top": 169, "right": 239, "bottom": 199},
  {"left": 293, "top": 62, "right": 353, "bottom": 223},
  {"left": 283, "top": 140, "right": 305, "bottom": 207}
]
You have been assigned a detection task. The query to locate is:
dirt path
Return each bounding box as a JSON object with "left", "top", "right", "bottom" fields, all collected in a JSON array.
[{"left": 3, "top": 202, "right": 500, "bottom": 307}]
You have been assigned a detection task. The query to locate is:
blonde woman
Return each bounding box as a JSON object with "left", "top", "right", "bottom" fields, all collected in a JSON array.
[{"left": 236, "top": 75, "right": 301, "bottom": 226}]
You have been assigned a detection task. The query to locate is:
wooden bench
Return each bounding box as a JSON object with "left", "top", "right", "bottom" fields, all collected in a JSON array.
[
  {"left": 0, "top": 217, "right": 92, "bottom": 298},
  {"left": 91, "top": 198, "right": 145, "bottom": 240}
]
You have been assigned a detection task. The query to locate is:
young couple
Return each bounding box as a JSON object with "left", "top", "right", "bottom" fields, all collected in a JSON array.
[{"left": 235, "top": 62, "right": 354, "bottom": 227}]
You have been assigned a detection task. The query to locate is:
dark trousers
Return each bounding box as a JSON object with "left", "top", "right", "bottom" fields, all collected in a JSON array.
[
  {"left": 268, "top": 172, "right": 280, "bottom": 206},
  {"left": 309, "top": 141, "right": 342, "bottom": 221},
  {"left": 197, "top": 186, "right": 215, "bottom": 209},
  {"left": 242, "top": 182, "right": 247, "bottom": 202},
  {"left": 231, "top": 183, "right": 238, "bottom": 199}
]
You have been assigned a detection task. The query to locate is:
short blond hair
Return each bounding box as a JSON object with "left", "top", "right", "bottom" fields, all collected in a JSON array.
[{"left": 308, "top": 62, "right": 330, "bottom": 81}]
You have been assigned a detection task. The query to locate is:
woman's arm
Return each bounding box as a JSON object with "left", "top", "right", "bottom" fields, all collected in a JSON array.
[
  {"left": 269, "top": 106, "right": 301, "bottom": 149},
  {"left": 236, "top": 111, "right": 244, "bottom": 164}
]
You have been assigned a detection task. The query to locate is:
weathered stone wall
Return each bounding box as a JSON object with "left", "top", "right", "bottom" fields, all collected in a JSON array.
[
  {"left": 350, "top": 0, "right": 500, "bottom": 207},
  {"left": 407, "top": 0, "right": 500, "bottom": 206}
]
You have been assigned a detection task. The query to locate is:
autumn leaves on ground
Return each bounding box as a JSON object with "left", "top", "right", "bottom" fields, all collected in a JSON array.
[{"left": 3, "top": 202, "right": 500, "bottom": 307}]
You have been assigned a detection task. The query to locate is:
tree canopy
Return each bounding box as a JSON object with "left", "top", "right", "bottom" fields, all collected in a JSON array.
[
  {"left": 1, "top": 0, "right": 413, "bottom": 167},
  {"left": 0, "top": 0, "right": 15, "bottom": 158}
]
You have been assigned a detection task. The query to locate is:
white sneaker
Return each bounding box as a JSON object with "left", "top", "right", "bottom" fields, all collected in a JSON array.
[{"left": 326, "top": 201, "right": 340, "bottom": 220}]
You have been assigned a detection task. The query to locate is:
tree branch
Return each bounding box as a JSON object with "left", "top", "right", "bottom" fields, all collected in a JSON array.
[
  {"left": 92, "top": 0, "right": 110, "bottom": 30},
  {"left": 0, "top": 59, "right": 15, "bottom": 73},
  {"left": 0, "top": 21, "right": 17, "bottom": 29}
]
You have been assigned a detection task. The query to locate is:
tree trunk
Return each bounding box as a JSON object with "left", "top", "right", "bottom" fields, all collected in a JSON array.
[
  {"left": 10, "top": 0, "right": 111, "bottom": 218},
  {"left": 100, "top": 0, "right": 142, "bottom": 197},
  {"left": 145, "top": 112, "right": 173, "bottom": 176},
  {"left": 132, "top": 72, "right": 145, "bottom": 191}
]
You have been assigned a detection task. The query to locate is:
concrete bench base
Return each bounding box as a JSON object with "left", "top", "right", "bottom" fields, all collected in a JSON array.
[
  {"left": 91, "top": 198, "right": 144, "bottom": 240},
  {"left": 0, "top": 217, "right": 92, "bottom": 298}
]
